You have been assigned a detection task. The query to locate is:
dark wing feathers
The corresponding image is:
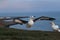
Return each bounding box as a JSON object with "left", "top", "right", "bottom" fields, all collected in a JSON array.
[
  {"left": 0, "top": 16, "right": 29, "bottom": 20},
  {"left": 33, "top": 16, "right": 56, "bottom": 22},
  {"left": 18, "top": 19, "right": 28, "bottom": 24}
]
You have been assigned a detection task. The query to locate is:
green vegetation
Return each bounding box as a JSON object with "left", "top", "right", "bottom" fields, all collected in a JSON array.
[{"left": 0, "top": 28, "right": 60, "bottom": 40}]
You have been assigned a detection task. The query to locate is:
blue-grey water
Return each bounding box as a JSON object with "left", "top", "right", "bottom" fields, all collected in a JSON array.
[{"left": 0, "top": 12, "right": 60, "bottom": 31}]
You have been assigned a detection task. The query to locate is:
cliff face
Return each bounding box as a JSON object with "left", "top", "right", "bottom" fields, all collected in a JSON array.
[{"left": 0, "top": 28, "right": 60, "bottom": 40}]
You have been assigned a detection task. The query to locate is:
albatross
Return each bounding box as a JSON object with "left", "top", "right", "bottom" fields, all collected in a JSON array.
[
  {"left": 50, "top": 21, "right": 60, "bottom": 32},
  {"left": 5, "top": 16, "right": 55, "bottom": 28}
]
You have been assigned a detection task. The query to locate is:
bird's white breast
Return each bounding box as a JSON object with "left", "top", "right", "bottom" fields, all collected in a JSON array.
[
  {"left": 28, "top": 20, "right": 34, "bottom": 25},
  {"left": 26, "top": 20, "right": 34, "bottom": 28}
]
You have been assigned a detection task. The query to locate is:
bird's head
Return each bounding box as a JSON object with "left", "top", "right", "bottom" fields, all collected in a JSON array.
[{"left": 30, "top": 16, "right": 35, "bottom": 20}]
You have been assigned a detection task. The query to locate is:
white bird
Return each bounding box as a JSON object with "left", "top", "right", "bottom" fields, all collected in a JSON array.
[{"left": 50, "top": 21, "right": 60, "bottom": 32}]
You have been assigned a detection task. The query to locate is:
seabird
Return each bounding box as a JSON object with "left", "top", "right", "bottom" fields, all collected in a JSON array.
[
  {"left": 50, "top": 21, "right": 60, "bottom": 32},
  {"left": 2, "top": 16, "right": 55, "bottom": 28}
]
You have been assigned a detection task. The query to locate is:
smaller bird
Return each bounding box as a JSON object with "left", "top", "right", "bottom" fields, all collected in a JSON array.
[{"left": 50, "top": 21, "right": 60, "bottom": 32}]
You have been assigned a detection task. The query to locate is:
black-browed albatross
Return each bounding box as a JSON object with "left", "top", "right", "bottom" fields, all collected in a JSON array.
[{"left": 3, "top": 16, "right": 55, "bottom": 28}]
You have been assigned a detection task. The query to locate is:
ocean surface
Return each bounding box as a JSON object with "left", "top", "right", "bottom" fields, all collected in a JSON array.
[{"left": 0, "top": 12, "right": 60, "bottom": 31}]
